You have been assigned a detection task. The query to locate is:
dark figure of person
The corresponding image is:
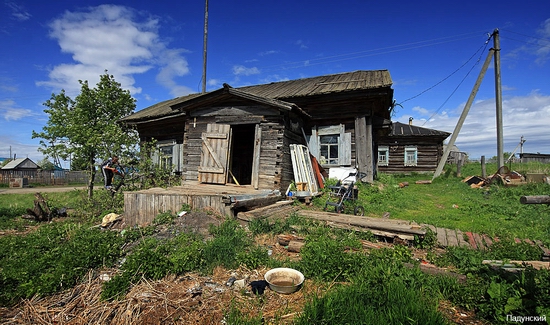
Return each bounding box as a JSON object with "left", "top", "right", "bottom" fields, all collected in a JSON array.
[{"left": 101, "top": 156, "right": 119, "bottom": 191}]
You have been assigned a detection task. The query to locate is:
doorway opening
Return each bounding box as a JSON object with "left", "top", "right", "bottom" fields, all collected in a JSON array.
[{"left": 228, "top": 124, "right": 256, "bottom": 185}]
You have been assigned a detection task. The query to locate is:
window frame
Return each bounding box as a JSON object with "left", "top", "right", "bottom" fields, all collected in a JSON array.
[
  {"left": 308, "top": 124, "right": 351, "bottom": 167},
  {"left": 378, "top": 146, "right": 389, "bottom": 166},
  {"left": 404, "top": 146, "right": 418, "bottom": 166}
]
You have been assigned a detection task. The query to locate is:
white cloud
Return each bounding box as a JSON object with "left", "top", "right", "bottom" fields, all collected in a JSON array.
[
  {"left": 6, "top": 2, "right": 31, "bottom": 21},
  {"left": 535, "top": 18, "right": 550, "bottom": 64},
  {"left": 37, "top": 5, "right": 190, "bottom": 97},
  {"left": 0, "top": 99, "right": 32, "bottom": 121},
  {"left": 232, "top": 65, "right": 260, "bottom": 76},
  {"left": 295, "top": 40, "right": 308, "bottom": 50},
  {"left": 397, "top": 91, "right": 550, "bottom": 158}
]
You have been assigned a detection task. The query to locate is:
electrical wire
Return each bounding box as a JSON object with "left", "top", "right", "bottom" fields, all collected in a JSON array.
[
  {"left": 421, "top": 40, "right": 492, "bottom": 126},
  {"left": 398, "top": 33, "right": 493, "bottom": 107}
]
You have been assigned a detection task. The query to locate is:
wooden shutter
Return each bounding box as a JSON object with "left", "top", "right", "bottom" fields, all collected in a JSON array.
[
  {"left": 339, "top": 124, "right": 351, "bottom": 166},
  {"left": 198, "top": 124, "right": 230, "bottom": 184}
]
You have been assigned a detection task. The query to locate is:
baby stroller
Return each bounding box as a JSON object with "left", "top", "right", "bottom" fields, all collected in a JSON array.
[{"left": 324, "top": 172, "right": 365, "bottom": 216}]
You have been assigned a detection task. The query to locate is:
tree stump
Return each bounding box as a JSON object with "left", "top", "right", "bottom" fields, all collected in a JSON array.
[{"left": 25, "top": 193, "right": 52, "bottom": 222}]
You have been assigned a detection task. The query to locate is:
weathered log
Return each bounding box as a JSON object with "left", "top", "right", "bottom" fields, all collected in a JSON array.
[
  {"left": 520, "top": 195, "right": 550, "bottom": 205},
  {"left": 296, "top": 210, "right": 426, "bottom": 236},
  {"left": 277, "top": 234, "right": 304, "bottom": 246},
  {"left": 236, "top": 200, "right": 297, "bottom": 221},
  {"left": 25, "top": 193, "right": 52, "bottom": 222},
  {"left": 287, "top": 241, "right": 304, "bottom": 253},
  {"left": 415, "top": 180, "right": 432, "bottom": 184}
]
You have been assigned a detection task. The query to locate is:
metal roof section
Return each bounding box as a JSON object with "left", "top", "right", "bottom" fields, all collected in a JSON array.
[
  {"left": 390, "top": 122, "right": 451, "bottom": 137},
  {"left": 1, "top": 158, "right": 39, "bottom": 170}
]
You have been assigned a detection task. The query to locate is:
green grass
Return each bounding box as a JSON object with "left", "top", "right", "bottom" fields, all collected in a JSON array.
[
  {"left": 2, "top": 162, "right": 550, "bottom": 323},
  {"left": 311, "top": 162, "right": 550, "bottom": 244}
]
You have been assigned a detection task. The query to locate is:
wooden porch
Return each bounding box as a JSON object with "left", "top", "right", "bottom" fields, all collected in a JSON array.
[{"left": 123, "top": 181, "right": 282, "bottom": 227}]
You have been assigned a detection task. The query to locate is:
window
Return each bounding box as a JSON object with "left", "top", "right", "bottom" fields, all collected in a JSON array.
[
  {"left": 378, "top": 146, "right": 389, "bottom": 166},
  {"left": 308, "top": 124, "right": 351, "bottom": 166},
  {"left": 159, "top": 144, "right": 173, "bottom": 170},
  {"left": 153, "top": 140, "right": 182, "bottom": 172},
  {"left": 404, "top": 146, "right": 418, "bottom": 166},
  {"left": 320, "top": 134, "right": 339, "bottom": 165}
]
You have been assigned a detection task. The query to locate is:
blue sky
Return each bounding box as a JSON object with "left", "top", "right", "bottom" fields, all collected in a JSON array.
[{"left": 1, "top": 0, "right": 549, "bottom": 168}]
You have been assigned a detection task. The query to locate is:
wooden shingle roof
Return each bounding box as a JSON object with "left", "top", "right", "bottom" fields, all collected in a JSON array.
[{"left": 121, "top": 70, "right": 392, "bottom": 124}]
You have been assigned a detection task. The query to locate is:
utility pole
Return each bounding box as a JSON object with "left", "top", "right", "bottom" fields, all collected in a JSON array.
[
  {"left": 493, "top": 29, "right": 504, "bottom": 167},
  {"left": 201, "top": 0, "right": 209, "bottom": 93},
  {"left": 433, "top": 48, "right": 495, "bottom": 179}
]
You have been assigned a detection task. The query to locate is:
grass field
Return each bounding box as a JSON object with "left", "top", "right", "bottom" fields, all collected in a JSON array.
[{"left": 1, "top": 162, "right": 549, "bottom": 324}]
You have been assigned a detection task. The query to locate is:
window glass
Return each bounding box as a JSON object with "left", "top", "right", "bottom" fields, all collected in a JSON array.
[
  {"left": 404, "top": 147, "right": 418, "bottom": 166},
  {"left": 378, "top": 146, "right": 389, "bottom": 166},
  {"left": 320, "top": 135, "right": 339, "bottom": 165}
]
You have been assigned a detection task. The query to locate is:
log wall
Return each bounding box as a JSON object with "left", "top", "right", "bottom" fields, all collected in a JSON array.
[{"left": 378, "top": 142, "right": 443, "bottom": 174}]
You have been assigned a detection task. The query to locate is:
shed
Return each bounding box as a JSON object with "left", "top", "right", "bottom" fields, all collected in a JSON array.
[{"left": 376, "top": 121, "right": 450, "bottom": 174}]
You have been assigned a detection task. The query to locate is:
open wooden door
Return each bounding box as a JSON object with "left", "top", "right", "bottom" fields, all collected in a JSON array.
[{"left": 198, "top": 124, "right": 230, "bottom": 184}]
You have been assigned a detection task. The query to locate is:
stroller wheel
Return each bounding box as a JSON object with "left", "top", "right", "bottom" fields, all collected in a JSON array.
[{"left": 354, "top": 206, "right": 365, "bottom": 216}]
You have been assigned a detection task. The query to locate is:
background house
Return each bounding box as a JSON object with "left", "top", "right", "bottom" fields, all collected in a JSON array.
[
  {"left": 0, "top": 158, "right": 40, "bottom": 177},
  {"left": 121, "top": 70, "right": 395, "bottom": 193},
  {"left": 376, "top": 121, "right": 450, "bottom": 174}
]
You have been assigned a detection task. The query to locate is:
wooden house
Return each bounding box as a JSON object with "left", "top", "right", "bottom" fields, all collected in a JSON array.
[
  {"left": 120, "top": 70, "right": 394, "bottom": 224},
  {"left": 376, "top": 121, "right": 450, "bottom": 174},
  {"left": 519, "top": 153, "right": 550, "bottom": 163},
  {"left": 0, "top": 158, "right": 40, "bottom": 176}
]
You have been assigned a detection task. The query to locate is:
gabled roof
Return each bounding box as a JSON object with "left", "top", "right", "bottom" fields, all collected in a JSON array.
[
  {"left": 121, "top": 70, "right": 392, "bottom": 124},
  {"left": 172, "top": 83, "right": 311, "bottom": 117},
  {"left": 390, "top": 122, "right": 451, "bottom": 138},
  {"left": 1, "top": 158, "right": 40, "bottom": 170}
]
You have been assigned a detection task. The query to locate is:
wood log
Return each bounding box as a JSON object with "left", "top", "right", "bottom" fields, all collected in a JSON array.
[
  {"left": 236, "top": 200, "right": 297, "bottom": 221},
  {"left": 296, "top": 210, "right": 426, "bottom": 236},
  {"left": 287, "top": 241, "right": 304, "bottom": 253},
  {"left": 520, "top": 195, "right": 550, "bottom": 205},
  {"left": 415, "top": 180, "right": 432, "bottom": 184},
  {"left": 277, "top": 234, "right": 304, "bottom": 246},
  {"left": 25, "top": 193, "right": 52, "bottom": 222},
  {"left": 482, "top": 260, "right": 550, "bottom": 270}
]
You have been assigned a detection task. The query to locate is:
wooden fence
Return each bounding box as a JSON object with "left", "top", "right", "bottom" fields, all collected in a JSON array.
[{"left": 0, "top": 171, "right": 88, "bottom": 186}]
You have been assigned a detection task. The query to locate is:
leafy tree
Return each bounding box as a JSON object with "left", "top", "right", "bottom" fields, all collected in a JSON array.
[
  {"left": 37, "top": 158, "right": 56, "bottom": 171},
  {"left": 32, "top": 71, "right": 139, "bottom": 198}
]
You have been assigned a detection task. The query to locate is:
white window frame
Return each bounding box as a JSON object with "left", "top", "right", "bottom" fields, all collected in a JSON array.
[
  {"left": 153, "top": 140, "right": 181, "bottom": 172},
  {"left": 404, "top": 146, "right": 418, "bottom": 166},
  {"left": 307, "top": 124, "right": 351, "bottom": 167},
  {"left": 378, "top": 146, "right": 389, "bottom": 166}
]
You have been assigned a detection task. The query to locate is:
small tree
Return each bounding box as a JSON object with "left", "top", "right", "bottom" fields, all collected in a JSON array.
[
  {"left": 33, "top": 71, "right": 139, "bottom": 198},
  {"left": 37, "top": 158, "right": 56, "bottom": 171}
]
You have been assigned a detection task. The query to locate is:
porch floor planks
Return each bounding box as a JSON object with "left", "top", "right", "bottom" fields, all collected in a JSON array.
[
  {"left": 435, "top": 227, "right": 448, "bottom": 247},
  {"left": 445, "top": 229, "right": 459, "bottom": 247},
  {"left": 455, "top": 230, "right": 469, "bottom": 247}
]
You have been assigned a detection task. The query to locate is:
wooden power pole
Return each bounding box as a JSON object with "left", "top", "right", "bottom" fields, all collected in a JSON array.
[
  {"left": 493, "top": 29, "right": 504, "bottom": 168},
  {"left": 433, "top": 29, "right": 503, "bottom": 179},
  {"left": 433, "top": 47, "right": 495, "bottom": 179},
  {"left": 202, "top": 0, "right": 209, "bottom": 93}
]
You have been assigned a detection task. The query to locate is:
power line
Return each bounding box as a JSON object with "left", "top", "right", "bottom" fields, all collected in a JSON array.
[
  {"left": 398, "top": 33, "right": 493, "bottom": 107},
  {"left": 421, "top": 40, "right": 491, "bottom": 126}
]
